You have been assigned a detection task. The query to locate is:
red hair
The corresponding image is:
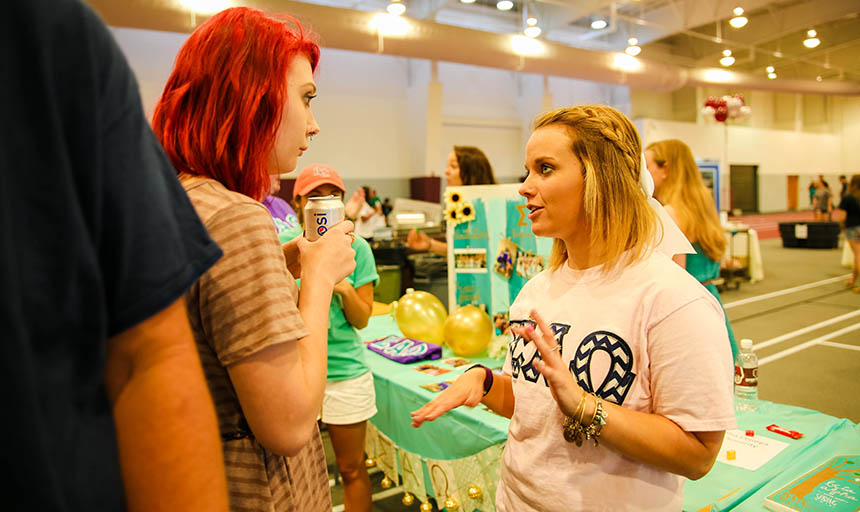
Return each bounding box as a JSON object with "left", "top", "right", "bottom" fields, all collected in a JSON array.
[{"left": 152, "top": 7, "right": 320, "bottom": 201}]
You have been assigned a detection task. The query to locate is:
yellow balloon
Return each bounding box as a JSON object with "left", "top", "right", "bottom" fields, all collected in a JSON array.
[
  {"left": 394, "top": 290, "right": 448, "bottom": 344},
  {"left": 444, "top": 305, "right": 493, "bottom": 356}
]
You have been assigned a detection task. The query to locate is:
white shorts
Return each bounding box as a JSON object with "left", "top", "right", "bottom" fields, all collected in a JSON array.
[{"left": 321, "top": 372, "right": 378, "bottom": 425}]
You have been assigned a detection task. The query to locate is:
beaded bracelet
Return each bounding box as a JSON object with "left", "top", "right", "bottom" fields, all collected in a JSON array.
[
  {"left": 583, "top": 397, "right": 608, "bottom": 446},
  {"left": 561, "top": 393, "right": 609, "bottom": 447}
]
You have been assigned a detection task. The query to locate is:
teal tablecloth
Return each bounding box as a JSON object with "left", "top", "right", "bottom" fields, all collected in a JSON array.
[
  {"left": 733, "top": 421, "right": 860, "bottom": 511},
  {"left": 360, "top": 315, "right": 508, "bottom": 461},
  {"left": 682, "top": 402, "right": 858, "bottom": 511},
  {"left": 358, "top": 315, "right": 859, "bottom": 511}
]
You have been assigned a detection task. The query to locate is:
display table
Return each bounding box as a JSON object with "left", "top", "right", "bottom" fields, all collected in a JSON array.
[
  {"left": 723, "top": 224, "right": 764, "bottom": 284},
  {"left": 778, "top": 221, "right": 840, "bottom": 249},
  {"left": 359, "top": 315, "right": 858, "bottom": 511}
]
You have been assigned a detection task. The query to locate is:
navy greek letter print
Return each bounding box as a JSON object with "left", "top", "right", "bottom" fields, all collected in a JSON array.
[
  {"left": 509, "top": 320, "right": 571, "bottom": 385},
  {"left": 570, "top": 331, "right": 636, "bottom": 405}
]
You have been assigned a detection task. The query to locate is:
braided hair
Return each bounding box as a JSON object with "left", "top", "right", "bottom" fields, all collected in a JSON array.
[{"left": 532, "top": 105, "right": 659, "bottom": 273}]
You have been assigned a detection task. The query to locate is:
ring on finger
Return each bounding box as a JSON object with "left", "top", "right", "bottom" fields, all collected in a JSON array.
[{"left": 550, "top": 345, "right": 562, "bottom": 352}]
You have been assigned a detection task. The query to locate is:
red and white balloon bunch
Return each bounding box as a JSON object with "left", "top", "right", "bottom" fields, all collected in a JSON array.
[{"left": 702, "top": 94, "right": 751, "bottom": 123}]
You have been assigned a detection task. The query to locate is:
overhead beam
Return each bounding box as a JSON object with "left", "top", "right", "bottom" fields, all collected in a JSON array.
[{"left": 83, "top": 0, "right": 860, "bottom": 95}]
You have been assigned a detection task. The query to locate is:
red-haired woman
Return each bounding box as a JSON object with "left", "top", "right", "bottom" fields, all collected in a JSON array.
[{"left": 152, "top": 8, "right": 356, "bottom": 511}]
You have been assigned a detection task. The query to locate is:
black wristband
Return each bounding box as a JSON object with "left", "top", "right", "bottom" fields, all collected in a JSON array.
[{"left": 467, "top": 364, "right": 494, "bottom": 396}]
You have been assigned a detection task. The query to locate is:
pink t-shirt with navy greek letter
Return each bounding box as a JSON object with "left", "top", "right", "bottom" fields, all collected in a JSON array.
[{"left": 498, "top": 251, "right": 736, "bottom": 511}]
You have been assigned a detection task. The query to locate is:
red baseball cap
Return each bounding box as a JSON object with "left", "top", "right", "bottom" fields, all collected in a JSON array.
[{"left": 293, "top": 164, "right": 346, "bottom": 200}]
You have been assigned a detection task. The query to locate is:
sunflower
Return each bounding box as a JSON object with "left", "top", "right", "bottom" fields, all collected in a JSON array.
[
  {"left": 445, "top": 189, "right": 463, "bottom": 208},
  {"left": 445, "top": 204, "right": 459, "bottom": 223},
  {"left": 457, "top": 202, "right": 476, "bottom": 223}
]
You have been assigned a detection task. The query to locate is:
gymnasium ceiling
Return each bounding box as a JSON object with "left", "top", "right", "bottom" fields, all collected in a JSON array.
[{"left": 85, "top": 0, "right": 860, "bottom": 93}]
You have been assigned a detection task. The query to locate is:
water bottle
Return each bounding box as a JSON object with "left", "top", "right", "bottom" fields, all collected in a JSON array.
[{"left": 734, "top": 338, "right": 759, "bottom": 411}]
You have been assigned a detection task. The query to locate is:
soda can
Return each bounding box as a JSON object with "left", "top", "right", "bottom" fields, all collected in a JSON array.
[{"left": 303, "top": 195, "right": 345, "bottom": 241}]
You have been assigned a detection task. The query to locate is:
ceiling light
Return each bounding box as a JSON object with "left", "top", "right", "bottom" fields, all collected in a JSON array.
[
  {"left": 766, "top": 65, "right": 774, "bottom": 73},
  {"left": 180, "top": 0, "right": 232, "bottom": 14},
  {"left": 729, "top": 7, "right": 748, "bottom": 28},
  {"left": 496, "top": 0, "right": 514, "bottom": 11},
  {"left": 386, "top": 0, "right": 406, "bottom": 15},
  {"left": 591, "top": 19, "right": 608, "bottom": 30},
  {"left": 803, "top": 29, "right": 820, "bottom": 48},
  {"left": 370, "top": 13, "right": 410, "bottom": 36},
  {"left": 704, "top": 69, "right": 733, "bottom": 82},
  {"left": 527, "top": 16, "right": 537, "bottom": 26},
  {"left": 511, "top": 34, "right": 543, "bottom": 55},
  {"left": 720, "top": 50, "right": 735, "bottom": 67},
  {"left": 613, "top": 53, "right": 641, "bottom": 72},
  {"left": 768, "top": 72, "right": 777, "bottom": 79},
  {"left": 459, "top": 0, "right": 476, "bottom": 3},
  {"left": 816, "top": 75, "right": 822, "bottom": 82},
  {"left": 774, "top": 50, "right": 783, "bottom": 58},
  {"left": 524, "top": 26, "right": 541, "bottom": 38},
  {"left": 625, "top": 38, "right": 641, "bottom": 56}
]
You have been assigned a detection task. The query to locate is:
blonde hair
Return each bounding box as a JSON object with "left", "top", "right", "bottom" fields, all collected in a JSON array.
[
  {"left": 646, "top": 139, "right": 726, "bottom": 262},
  {"left": 533, "top": 105, "right": 659, "bottom": 274}
]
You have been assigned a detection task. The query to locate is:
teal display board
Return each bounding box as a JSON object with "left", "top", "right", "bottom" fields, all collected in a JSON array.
[{"left": 445, "top": 184, "right": 553, "bottom": 334}]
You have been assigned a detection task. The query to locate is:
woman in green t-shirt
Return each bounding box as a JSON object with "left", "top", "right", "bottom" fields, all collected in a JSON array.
[{"left": 292, "top": 165, "right": 379, "bottom": 512}]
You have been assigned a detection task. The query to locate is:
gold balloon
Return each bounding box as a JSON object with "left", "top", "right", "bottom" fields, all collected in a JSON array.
[
  {"left": 380, "top": 476, "right": 393, "bottom": 489},
  {"left": 443, "top": 497, "right": 460, "bottom": 510},
  {"left": 444, "top": 305, "right": 493, "bottom": 356},
  {"left": 365, "top": 458, "right": 376, "bottom": 468},
  {"left": 394, "top": 290, "right": 448, "bottom": 344},
  {"left": 467, "top": 486, "right": 483, "bottom": 500},
  {"left": 419, "top": 502, "right": 433, "bottom": 512},
  {"left": 402, "top": 492, "right": 415, "bottom": 506}
]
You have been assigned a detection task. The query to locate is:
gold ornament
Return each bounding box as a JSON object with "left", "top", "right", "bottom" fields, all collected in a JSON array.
[
  {"left": 443, "top": 496, "right": 460, "bottom": 510},
  {"left": 401, "top": 492, "right": 415, "bottom": 506},
  {"left": 419, "top": 502, "right": 433, "bottom": 512},
  {"left": 444, "top": 305, "right": 494, "bottom": 356},
  {"left": 380, "top": 476, "right": 393, "bottom": 489},
  {"left": 394, "top": 290, "right": 447, "bottom": 344},
  {"left": 467, "top": 486, "right": 483, "bottom": 500},
  {"left": 365, "top": 458, "right": 376, "bottom": 468}
]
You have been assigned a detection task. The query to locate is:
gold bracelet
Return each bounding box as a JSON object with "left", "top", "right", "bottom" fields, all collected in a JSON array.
[
  {"left": 562, "top": 392, "right": 589, "bottom": 446},
  {"left": 582, "top": 393, "right": 599, "bottom": 426},
  {"left": 572, "top": 392, "right": 587, "bottom": 422},
  {"left": 583, "top": 397, "right": 608, "bottom": 446}
]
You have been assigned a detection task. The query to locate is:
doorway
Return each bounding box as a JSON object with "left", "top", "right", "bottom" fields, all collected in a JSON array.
[
  {"left": 787, "top": 175, "right": 798, "bottom": 210},
  {"left": 730, "top": 165, "right": 759, "bottom": 213}
]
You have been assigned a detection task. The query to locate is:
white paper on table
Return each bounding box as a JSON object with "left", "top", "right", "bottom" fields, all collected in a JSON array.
[
  {"left": 795, "top": 224, "right": 808, "bottom": 239},
  {"left": 715, "top": 429, "right": 789, "bottom": 471}
]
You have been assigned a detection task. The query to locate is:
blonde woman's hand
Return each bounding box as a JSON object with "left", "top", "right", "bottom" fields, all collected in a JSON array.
[
  {"left": 514, "top": 309, "right": 585, "bottom": 417},
  {"left": 345, "top": 189, "right": 365, "bottom": 219},
  {"left": 410, "top": 367, "right": 485, "bottom": 427},
  {"left": 297, "top": 220, "right": 356, "bottom": 286},
  {"left": 406, "top": 229, "right": 432, "bottom": 251}
]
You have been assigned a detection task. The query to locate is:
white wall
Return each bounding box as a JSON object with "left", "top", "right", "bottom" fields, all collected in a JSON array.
[
  {"left": 111, "top": 27, "right": 859, "bottom": 211},
  {"left": 112, "top": 27, "right": 628, "bottom": 197},
  {"left": 640, "top": 119, "right": 844, "bottom": 212}
]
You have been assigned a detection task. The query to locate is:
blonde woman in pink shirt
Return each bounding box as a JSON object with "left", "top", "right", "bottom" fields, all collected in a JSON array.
[{"left": 412, "top": 105, "right": 736, "bottom": 511}]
